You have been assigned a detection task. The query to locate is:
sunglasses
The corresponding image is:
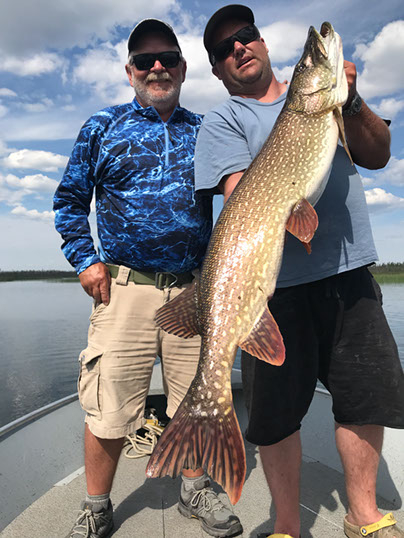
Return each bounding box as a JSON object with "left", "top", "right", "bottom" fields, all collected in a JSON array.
[
  {"left": 131, "top": 51, "right": 182, "bottom": 71},
  {"left": 210, "top": 25, "right": 261, "bottom": 65}
]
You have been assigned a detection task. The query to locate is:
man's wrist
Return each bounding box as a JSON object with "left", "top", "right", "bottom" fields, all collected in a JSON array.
[{"left": 343, "top": 92, "right": 363, "bottom": 117}]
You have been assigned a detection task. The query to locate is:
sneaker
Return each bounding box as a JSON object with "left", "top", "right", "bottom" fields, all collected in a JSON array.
[
  {"left": 178, "top": 476, "right": 243, "bottom": 537},
  {"left": 66, "top": 500, "right": 114, "bottom": 538}
]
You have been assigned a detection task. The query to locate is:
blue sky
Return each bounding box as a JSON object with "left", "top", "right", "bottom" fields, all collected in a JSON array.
[{"left": 0, "top": 0, "right": 403, "bottom": 270}]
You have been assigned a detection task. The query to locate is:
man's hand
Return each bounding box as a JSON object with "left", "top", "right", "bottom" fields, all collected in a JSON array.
[
  {"left": 341, "top": 60, "right": 390, "bottom": 169},
  {"left": 79, "top": 262, "right": 111, "bottom": 305},
  {"left": 343, "top": 60, "right": 357, "bottom": 109}
]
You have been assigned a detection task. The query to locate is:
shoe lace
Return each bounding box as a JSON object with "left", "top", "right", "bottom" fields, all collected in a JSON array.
[
  {"left": 190, "top": 488, "right": 225, "bottom": 515},
  {"left": 69, "top": 507, "right": 97, "bottom": 537},
  {"left": 124, "top": 421, "right": 164, "bottom": 459}
]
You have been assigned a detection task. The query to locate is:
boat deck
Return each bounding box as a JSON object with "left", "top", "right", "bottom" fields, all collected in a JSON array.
[
  {"left": 2, "top": 438, "right": 403, "bottom": 538},
  {"left": 1, "top": 366, "right": 403, "bottom": 537}
]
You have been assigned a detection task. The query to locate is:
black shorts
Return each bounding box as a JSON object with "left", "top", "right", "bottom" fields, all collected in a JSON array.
[{"left": 242, "top": 266, "right": 404, "bottom": 446}]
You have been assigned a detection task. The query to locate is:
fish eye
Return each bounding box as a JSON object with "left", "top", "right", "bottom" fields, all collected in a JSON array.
[{"left": 296, "top": 63, "right": 307, "bottom": 74}]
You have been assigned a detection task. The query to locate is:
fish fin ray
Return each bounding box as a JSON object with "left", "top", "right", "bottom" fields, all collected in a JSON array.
[
  {"left": 146, "top": 396, "right": 246, "bottom": 505},
  {"left": 334, "top": 107, "right": 354, "bottom": 165},
  {"left": 286, "top": 198, "right": 318, "bottom": 249},
  {"left": 155, "top": 281, "right": 200, "bottom": 338},
  {"left": 239, "top": 306, "right": 285, "bottom": 365}
]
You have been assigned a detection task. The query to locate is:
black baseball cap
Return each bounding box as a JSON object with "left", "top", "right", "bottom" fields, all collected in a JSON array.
[
  {"left": 203, "top": 4, "right": 254, "bottom": 54},
  {"left": 128, "top": 19, "right": 181, "bottom": 53}
]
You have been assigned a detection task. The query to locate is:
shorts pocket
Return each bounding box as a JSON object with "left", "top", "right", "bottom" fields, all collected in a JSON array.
[
  {"left": 89, "top": 301, "right": 107, "bottom": 323},
  {"left": 78, "top": 346, "right": 103, "bottom": 418}
]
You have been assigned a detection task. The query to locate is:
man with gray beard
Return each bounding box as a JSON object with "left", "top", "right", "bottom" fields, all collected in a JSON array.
[{"left": 54, "top": 19, "right": 242, "bottom": 538}]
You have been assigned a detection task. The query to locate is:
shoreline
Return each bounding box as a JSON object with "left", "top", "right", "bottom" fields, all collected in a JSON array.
[{"left": 1, "top": 267, "right": 404, "bottom": 284}]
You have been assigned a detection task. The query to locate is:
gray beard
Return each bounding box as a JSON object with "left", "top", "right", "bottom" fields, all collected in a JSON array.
[{"left": 134, "top": 73, "right": 181, "bottom": 113}]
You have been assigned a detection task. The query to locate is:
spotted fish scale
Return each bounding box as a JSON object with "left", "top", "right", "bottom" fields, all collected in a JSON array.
[{"left": 146, "top": 22, "right": 349, "bottom": 504}]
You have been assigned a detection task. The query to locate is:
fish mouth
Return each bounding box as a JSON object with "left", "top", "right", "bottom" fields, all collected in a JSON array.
[
  {"left": 305, "top": 22, "right": 335, "bottom": 64},
  {"left": 301, "top": 21, "right": 346, "bottom": 98}
]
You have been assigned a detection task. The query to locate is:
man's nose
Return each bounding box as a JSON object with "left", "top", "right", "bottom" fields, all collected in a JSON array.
[
  {"left": 150, "top": 59, "right": 165, "bottom": 72},
  {"left": 233, "top": 40, "right": 246, "bottom": 56}
]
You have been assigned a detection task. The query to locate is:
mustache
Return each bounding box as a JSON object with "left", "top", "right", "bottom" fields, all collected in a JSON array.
[{"left": 145, "top": 72, "right": 172, "bottom": 83}]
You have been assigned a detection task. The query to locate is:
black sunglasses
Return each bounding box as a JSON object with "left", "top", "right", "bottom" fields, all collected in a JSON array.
[
  {"left": 210, "top": 25, "right": 260, "bottom": 65},
  {"left": 131, "top": 51, "right": 182, "bottom": 71}
]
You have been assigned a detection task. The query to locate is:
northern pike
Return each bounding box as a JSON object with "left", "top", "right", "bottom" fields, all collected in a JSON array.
[{"left": 146, "top": 22, "right": 350, "bottom": 504}]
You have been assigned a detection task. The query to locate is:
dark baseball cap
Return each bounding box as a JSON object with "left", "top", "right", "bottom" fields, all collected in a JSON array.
[
  {"left": 128, "top": 19, "right": 181, "bottom": 53},
  {"left": 203, "top": 4, "right": 254, "bottom": 53}
]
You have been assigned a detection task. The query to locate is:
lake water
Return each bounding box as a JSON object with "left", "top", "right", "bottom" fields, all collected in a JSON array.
[{"left": 1, "top": 280, "right": 403, "bottom": 428}]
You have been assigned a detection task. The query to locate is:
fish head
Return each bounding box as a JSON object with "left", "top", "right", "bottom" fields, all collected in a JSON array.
[{"left": 286, "top": 22, "right": 348, "bottom": 115}]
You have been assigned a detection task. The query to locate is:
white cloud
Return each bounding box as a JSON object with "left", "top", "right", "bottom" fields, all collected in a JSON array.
[
  {"left": 11, "top": 205, "right": 55, "bottom": 222},
  {"left": 3, "top": 149, "right": 68, "bottom": 172},
  {"left": 0, "top": 112, "right": 86, "bottom": 141},
  {"left": 365, "top": 187, "right": 404, "bottom": 212},
  {"left": 0, "top": 140, "right": 14, "bottom": 156},
  {"left": 261, "top": 21, "right": 308, "bottom": 63},
  {"left": 354, "top": 20, "right": 404, "bottom": 99},
  {"left": 361, "top": 176, "right": 374, "bottom": 187},
  {"left": 4, "top": 173, "right": 59, "bottom": 192},
  {"left": 0, "top": 179, "right": 25, "bottom": 205},
  {"left": 0, "top": 104, "right": 7, "bottom": 117},
  {"left": 177, "top": 33, "right": 228, "bottom": 113},
  {"left": 375, "top": 157, "right": 404, "bottom": 187},
  {"left": 0, "top": 0, "right": 179, "bottom": 55},
  {"left": 369, "top": 98, "right": 404, "bottom": 121},
  {"left": 0, "top": 172, "right": 59, "bottom": 205},
  {"left": 21, "top": 98, "right": 54, "bottom": 113},
  {"left": 73, "top": 40, "right": 132, "bottom": 104},
  {"left": 0, "top": 88, "right": 17, "bottom": 97},
  {"left": 0, "top": 53, "right": 63, "bottom": 76},
  {"left": 273, "top": 65, "right": 294, "bottom": 85}
]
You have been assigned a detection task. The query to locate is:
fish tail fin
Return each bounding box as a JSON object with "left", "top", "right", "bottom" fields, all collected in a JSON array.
[{"left": 146, "top": 395, "right": 246, "bottom": 505}]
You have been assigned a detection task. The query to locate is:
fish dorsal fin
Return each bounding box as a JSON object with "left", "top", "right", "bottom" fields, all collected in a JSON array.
[
  {"left": 239, "top": 306, "right": 285, "bottom": 365},
  {"left": 155, "top": 281, "right": 200, "bottom": 338},
  {"left": 334, "top": 107, "right": 354, "bottom": 165},
  {"left": 286, "top": 198, "right": 318, "bottom": 254}
]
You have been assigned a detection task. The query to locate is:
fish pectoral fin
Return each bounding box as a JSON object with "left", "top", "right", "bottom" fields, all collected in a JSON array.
[
  {"left": 146, "top": 395, "right": 246, "bottom": 505},
  {"left": 334, "top": 107, "right": 354, "bottom": 165},
  {"left": 286, "top": 198, "right": 318, "bottom": 254},
  {"left": 239, "top": 306, "right": 285, "bottom": 366},
  {"left": 155, "top": 281, "right": 200, "bottom": 338}
]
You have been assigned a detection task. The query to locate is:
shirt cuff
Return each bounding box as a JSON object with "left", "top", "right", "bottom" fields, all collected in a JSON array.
[{"left": 76, "top": 254, "right": 101, "bottom": 275}]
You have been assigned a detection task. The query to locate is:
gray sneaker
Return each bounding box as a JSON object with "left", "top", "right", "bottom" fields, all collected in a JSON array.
[
  {"left": 66, "top": 500, "right": 114, "bottom": 538},
  {"left": 178, "top": 476, "right": 243, "bottom": 537}
]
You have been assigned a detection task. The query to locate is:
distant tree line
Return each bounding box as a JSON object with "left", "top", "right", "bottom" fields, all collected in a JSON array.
[
  {"left": 369, "top": 262, "right": 404, "bottom": 274},
  {"left": 0, "top": 270, "right": 77, "bottom": 282},
  {"left": 1, "top": 263, "right": 403, "bottom": 283}
]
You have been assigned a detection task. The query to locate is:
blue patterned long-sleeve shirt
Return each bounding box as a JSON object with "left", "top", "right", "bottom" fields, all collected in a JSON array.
[{"left": 54, "top": 98, "right": 213, "bottom": 274}]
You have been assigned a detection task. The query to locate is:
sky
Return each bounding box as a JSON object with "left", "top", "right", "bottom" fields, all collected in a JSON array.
[{"left": 0, "top": 0, "right": 403, "bottom": 271}]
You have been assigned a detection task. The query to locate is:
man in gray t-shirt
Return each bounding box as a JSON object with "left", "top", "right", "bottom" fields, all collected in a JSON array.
[{"left": 195, "top": 5, "right": 404, "bottom": 538}]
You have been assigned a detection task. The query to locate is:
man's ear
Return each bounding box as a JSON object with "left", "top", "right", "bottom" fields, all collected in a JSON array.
[
  {"left": 260, "top": 37, "right": 269, "bottom": 54},
  {"left": 212, "top": 64, "right": 222, "bottom": 81},
  {"left": 181, "top": 59, "right": 187, "bottom": 82},
  {"left": 125, "top": 64, "right": 134, "bottom": 87}
]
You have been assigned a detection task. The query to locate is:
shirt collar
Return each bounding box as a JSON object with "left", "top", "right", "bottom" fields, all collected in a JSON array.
[{"left": 132, "top": 97, "right": 185, "bottom": 123}]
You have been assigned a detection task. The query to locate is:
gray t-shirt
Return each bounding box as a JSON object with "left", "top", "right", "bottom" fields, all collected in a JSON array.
[{"left": 194, "top": 93, "right": 378, "bottom": 287}]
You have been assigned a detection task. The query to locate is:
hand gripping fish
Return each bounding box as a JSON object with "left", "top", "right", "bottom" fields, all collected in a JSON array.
[{"left": 146, "top": 22, "right": 350, "bottom": 504}]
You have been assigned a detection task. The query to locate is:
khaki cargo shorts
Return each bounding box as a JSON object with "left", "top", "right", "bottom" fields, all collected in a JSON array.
[{"left": 78, "top": 265, "right": 201, "bottom": 439}]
